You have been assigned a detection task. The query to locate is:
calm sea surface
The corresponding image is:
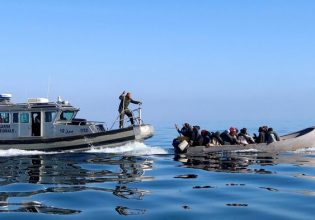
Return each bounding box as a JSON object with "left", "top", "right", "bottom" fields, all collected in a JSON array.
[{"left": 0, "top": 124, "right": 315, "bottom": 220}]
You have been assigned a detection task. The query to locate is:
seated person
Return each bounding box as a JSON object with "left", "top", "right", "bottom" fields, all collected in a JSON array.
[
  {"left": 201, "top": 130, "right": 212, "bottom": 147},
  {"left": 190, "top": 126, "right": 203, "bottom": 146},
  {"left": 238, "top": 128, "right": 255, "bottom": 145},
  {"left": 266, "top": 128, "right": 280, "bottom": 144},
  {"left": 175, "top": 123, "right": 193, "bottom": 140},
  {"left": 220, "top": 127, "right": 240, "bottom": 145},
  {"left": 211, "top": 131, "right": 224, "bottom": 146},
  {"left": 254, "top": 127, "right": 267, "bottom": 143}
]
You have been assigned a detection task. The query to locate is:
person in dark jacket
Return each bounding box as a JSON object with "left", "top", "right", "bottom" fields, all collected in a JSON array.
[
  {"left": 220, "top": 130, "right": 231, "bottom": 145},
  {"left": 118, "top": 91, "right": 142, "bottom": 128},
  {"left": 201, "top": 130, "right": 212, "bottom": 146},
  {"left": 211, "top": 131, "right": 224, "bottom": 145},
  {"left": 176, "top": 123, "right": 193, "bottom": 140},
  {"left": 32, "top": 113, "right": 41, "bottom": 136},
  {"left": 191, "top": 126, "right": 203, "bottom": 146},
  {"left": 266, "top": 128, "right": 280, "bottom": 144},
  {"left": 255, "top": 127, "right": 267, "bottom": 143},
  {"left": 220, "top": 127, "right": 240, "bottom": 145}
]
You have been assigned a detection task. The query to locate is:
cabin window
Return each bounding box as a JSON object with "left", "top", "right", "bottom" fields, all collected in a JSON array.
[
  {"left": 45, "top": 111, "right": 57, "bottom": 122},
  {"left": 20, "top": 113, "right": 30, "bottom": 123},
  {"left": 60, "top": 111, "right": 75, "bottom": 121},
  {"left": 13, "top": 113, "right": 19, "bottom": 123},
  {"left": 0, "top": 112, "right": 10, "bottom": 124}
]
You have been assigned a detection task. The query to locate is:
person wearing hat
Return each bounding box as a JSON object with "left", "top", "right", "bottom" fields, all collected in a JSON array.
[{"left": 118, "top": 91, "right": 142, "bottom": 128}]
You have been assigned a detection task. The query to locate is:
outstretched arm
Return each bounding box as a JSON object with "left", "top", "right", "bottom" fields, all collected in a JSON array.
[{"left": 130, "top": 98, "right": 142, "bottom": 105}]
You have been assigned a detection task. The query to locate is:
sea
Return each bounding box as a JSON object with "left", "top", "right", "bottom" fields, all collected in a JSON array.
[{"left": 0, "top": 123, "right": 315, "bottom": 220}]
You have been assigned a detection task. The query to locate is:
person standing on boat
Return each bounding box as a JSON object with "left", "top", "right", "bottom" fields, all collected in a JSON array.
[
  {"left": 32, "top": 113, "right": 41, "bottom": 136},
  {"left": 118, "top": 91, "right": 142, "bottom": 128}
]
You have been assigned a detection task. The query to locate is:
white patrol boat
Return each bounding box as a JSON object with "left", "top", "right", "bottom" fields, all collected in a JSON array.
[{"left": 0, "top": 94, "right": 154, "bottom": 151}]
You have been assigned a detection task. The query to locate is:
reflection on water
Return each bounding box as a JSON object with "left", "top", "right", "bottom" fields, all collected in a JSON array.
[
  {"left": 115, "top": 206, "right": 146, "bottom": 216},
  {"left": 0, "top": 153, "right": 154, "bottom": 216},
  {"left": 174, "top": 151, "right": 315, "bottom": 211},
  {"left": 174, "top": 151, "right": 315, "bottom": 174},
  {"left": 174, "top": 152, "right": 273, "bottom": 174},
  {"left": 0, "top": 201, "right": 80, "bottom": 215},
  {"left": 1, "top": 147, "right": 315, "bottom": 218}
]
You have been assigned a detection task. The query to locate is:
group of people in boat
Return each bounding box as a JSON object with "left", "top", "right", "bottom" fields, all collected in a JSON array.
[{"left": 173, "top": 123, "right": 280, "bottom": 148}]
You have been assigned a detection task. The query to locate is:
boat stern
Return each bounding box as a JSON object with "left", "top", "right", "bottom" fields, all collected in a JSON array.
[{"left": 134, "top": 124, "right": 154, "bottom": 141}]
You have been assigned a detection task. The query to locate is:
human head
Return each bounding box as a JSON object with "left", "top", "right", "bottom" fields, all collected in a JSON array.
[
  {"left": 184, "top": 123, "right": 190, "bottom": 128},
  {"left": 241, "top": 128, "right": 247, "bottom": 134},
  {"left": 193, "top": 126, "right": 200, "bottom": 132},
  {"left": 229, "top": 127, "right": 237, "bottom": 136},
  {"left": 126, "top": 92, "right": 132, "bottom": 98}
]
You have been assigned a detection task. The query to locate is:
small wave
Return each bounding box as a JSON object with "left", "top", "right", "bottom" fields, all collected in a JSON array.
[
  {"left": 293, "top": 147, "right": 315, "bottom": 154},
  {"left": 86, "top": 142, "right": 168, "bottom": 156},
  {"left": 0, "top": 143, "right": 168, "bottom": 157},
  {"left": 0, "top": 149, "right": 52, "bottom": 157}
]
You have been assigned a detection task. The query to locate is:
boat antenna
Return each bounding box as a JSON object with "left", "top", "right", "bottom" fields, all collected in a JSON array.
[
  {"left": 46, "top": 74, "right": 52, "bottom": 100},
  {"left": 25, "top": 88, "right": 28, "bottom": 102}
]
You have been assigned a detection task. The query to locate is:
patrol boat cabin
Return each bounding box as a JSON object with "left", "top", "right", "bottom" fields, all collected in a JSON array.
[{"left": 0, "top": 94, "right": 154, "bottom": 151}]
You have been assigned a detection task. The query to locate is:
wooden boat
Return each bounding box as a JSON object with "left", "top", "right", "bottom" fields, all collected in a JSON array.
[
  {"left": 0, "top": 94, "right": 154, "bottom": 151},
  {"left": 174, "top": 127, "right": 315, "bottom": 155}
]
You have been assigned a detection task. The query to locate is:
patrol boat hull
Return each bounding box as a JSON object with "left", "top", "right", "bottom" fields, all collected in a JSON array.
[
  {"left": 0, "top": 125, "right": 154, "bottom": 151},
  {"left": 175, "top": 127, "right": 315, "bottom": 155}
]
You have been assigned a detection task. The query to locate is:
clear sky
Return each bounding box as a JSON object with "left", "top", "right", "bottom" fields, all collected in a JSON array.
[{"left": 0, "top": 0, "right": 314, "bottom": 128}]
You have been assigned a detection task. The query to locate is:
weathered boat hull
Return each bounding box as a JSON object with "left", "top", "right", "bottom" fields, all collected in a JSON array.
[
  {"left": 0, "top": 124, "right": 154, "bottom": 151},
  {"left": 181, "top": 127, "right": 315, "bottom": 155}
]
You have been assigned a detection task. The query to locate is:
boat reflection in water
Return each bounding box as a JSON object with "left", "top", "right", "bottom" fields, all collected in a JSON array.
[
  {"left": 0, "top": 153, "right": 154, "bottom": 216},
  {"left": 174, "top": 150, "right": 315, "bottom": 174},
  {"left": 175, "top": 152, "right": 272, "bottom": 174}
]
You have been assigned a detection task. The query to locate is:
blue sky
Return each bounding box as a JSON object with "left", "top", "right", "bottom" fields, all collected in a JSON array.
[{"left": 0, "top": 1, "right": 314, "bottom": 128}]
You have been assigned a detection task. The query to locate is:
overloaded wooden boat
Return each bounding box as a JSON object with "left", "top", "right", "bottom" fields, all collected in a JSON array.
[
  {"left": 0, "top": 94, "right": 154, "bottom": 151},
  {"left": 174, "top": 126, "right": 315, "bottom": 155}
]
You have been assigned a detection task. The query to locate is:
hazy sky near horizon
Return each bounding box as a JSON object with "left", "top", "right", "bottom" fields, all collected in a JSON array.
[{"left": 1, "top": 1, "right": 315, "bottom": 127}]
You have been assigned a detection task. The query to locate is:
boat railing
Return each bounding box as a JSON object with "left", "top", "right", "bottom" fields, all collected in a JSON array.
[{"left": 110, "top": 105, "right": 143, "bottom": 130}]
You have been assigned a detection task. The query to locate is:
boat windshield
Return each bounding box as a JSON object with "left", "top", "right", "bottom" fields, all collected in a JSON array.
[{"left": 60, "top": 111, "right": 76, "bottom": 121}]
